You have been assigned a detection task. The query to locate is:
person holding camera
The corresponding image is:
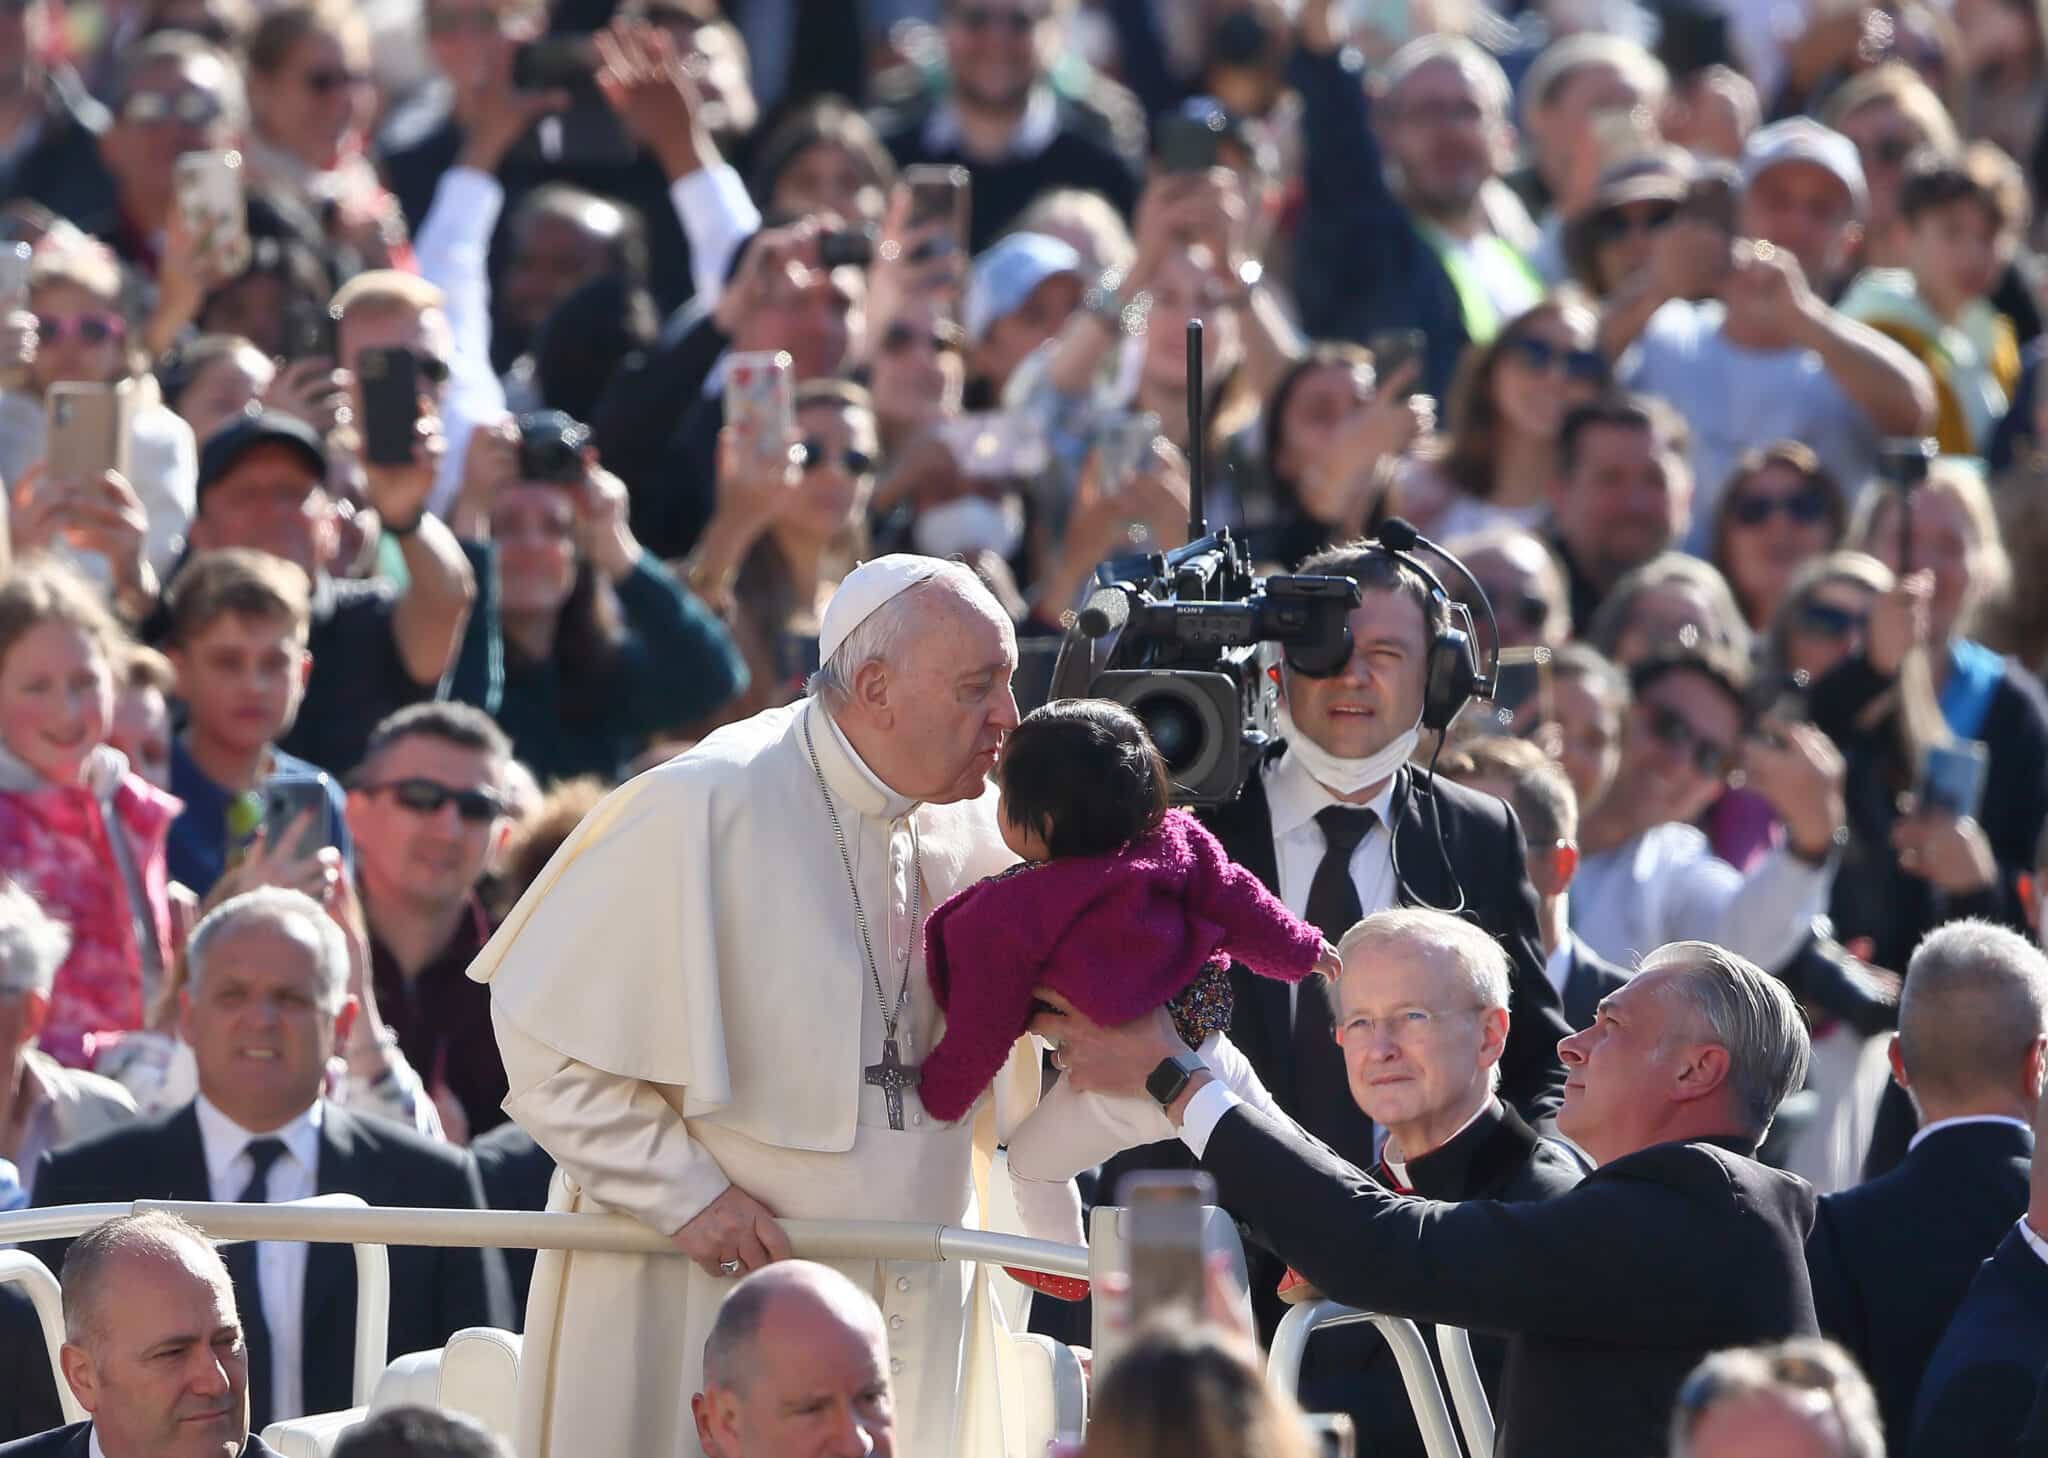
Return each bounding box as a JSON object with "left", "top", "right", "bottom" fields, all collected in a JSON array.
[{"left": 449, "top": 411, "right": 743, "bottom": 784}]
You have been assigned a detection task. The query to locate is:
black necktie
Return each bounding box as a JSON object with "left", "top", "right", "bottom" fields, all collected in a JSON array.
[
  {"left": 225, "top": 1137, "right": 287, "bottom": 1433},
  {"left": 1292, "top": 807, "right": 1380, "bottom": 1168}
]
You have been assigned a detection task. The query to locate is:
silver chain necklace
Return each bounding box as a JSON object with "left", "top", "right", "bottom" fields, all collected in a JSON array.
[{"left": 803, "top": 715, "right": 923, "bottom": 1130}]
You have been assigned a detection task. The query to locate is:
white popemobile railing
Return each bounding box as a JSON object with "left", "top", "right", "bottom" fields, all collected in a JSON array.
[{"left": 0, "top": 1200, "right": 1494, "bottom": 1456}]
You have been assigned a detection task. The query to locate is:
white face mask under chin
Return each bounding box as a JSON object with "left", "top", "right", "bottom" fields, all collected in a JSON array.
[{"left": 1276, "top": 701, "right": 1422, "bottom": 796}]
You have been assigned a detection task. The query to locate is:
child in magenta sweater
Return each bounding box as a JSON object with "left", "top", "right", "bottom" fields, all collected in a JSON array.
[{"left": 922, "top": 699, "right": 1340, "bottom": 1270}]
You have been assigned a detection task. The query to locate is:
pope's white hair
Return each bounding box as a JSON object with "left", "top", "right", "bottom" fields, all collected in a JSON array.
[
  {"left": 808, "top": 560, "right": 999, "bottom": 705},
  {"left": 0, "top": 881, "right": 71, "bottom": 999}
]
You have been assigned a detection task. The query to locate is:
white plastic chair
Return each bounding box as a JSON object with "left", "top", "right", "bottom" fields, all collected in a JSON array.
[{"left": 1266, "top": 1300, "right": 1468, "bottom": 1458}]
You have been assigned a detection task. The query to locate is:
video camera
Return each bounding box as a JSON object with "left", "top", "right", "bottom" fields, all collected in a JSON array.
[{"left": 1048, "top": 321, "right": 1363, "bottom": 804}]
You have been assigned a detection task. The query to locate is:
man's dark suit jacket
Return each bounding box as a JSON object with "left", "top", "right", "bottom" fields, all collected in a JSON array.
[
  {"left": 1909, "top": 1223, "right": 2048, "bottom": 1458},
  {"left": 1337, "top": 1102, "right": 1585, "bottom": 1458},
  {"left": 0, "top": 1289, "right": 60, "bottom": 1444},
  {"left": 1559, "top": 935, "right": 1631, "bottom": 1032},
  {"left": 1202, "top": 1102, "right": 1819, "bottom": 1458},
  {"left": 0, "top": 1425, "right": 281, "bottom": 1458},
  {"left": 1807, "top": 1118, "right": 2033, "bottom": 1443},
  {"left": 28, "top": 1102, "right": 511, "bottom": 1426},
  {"left": 469, "top": 1120, "right": 556, "bottom": 1320}
]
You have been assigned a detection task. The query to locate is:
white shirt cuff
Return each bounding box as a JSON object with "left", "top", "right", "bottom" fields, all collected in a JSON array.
[
  {"left": 671, "top": 163, "right": 762, "bottom": 308},
  {"left": 1178, "top": 1080, "right": 1242, "bottom": 1159}
]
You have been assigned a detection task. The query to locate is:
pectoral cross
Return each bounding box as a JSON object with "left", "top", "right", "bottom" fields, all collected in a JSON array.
[{"left": 865, "top": 1036, "right": 920, "bottom": 1131}]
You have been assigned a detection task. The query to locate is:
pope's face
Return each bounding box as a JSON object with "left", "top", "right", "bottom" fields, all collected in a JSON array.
[{"left": 868, "top": 590, "right": 1020, "bottom": 804}]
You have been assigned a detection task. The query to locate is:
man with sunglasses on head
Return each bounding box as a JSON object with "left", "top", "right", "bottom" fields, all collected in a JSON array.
[
  {"left": 1572, "top": 647, "right": 1846, "bottom": 976},
  {"left": 346, "top": 703, "right": 516, "bottom": 1145},
  {"left": 1599, "top": 116, "right": 1934, "bottom": 546}
]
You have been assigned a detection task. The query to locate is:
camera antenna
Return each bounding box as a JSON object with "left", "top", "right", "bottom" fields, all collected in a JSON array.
[{"left": 1186, "top": 318, "right": 1207, "bottom": 541}]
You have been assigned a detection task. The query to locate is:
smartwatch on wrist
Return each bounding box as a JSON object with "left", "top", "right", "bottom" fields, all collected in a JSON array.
[{"left": 1146, "top": 1050, "right": 1208, "bottom": 1108}]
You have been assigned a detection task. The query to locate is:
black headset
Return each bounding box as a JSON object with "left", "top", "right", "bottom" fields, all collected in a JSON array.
[{"left": 1288, "top": 517, "right": 1501, "bottom": 733}]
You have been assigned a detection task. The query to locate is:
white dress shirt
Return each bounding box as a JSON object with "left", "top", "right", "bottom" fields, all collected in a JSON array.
[
  {"left": 1571, "top": 822, "right": 1833, "bottom": 974},
  {"left": 193, "top": 1096, "right": 322, "bottom": 1424},
  {"left": 1909, "top": 1114, "right": 2034, "bottom": 1153},
  {"left": 2020, "top": 1216, "right": 2048, "bottom": 1270},
  {"left": 1264, "top": 749, "right": 1400, "bottom": 1020},
  {"left": 1541, "top": 939, "right": 1573, "bottom": 1003}
]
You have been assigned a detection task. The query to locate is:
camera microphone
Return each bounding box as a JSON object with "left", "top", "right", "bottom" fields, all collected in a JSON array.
[
  {"left": 1077, "top": 588, "right": 1131, "bottom": 640},
  {"left": 1376, "top": 516, "right": 1421, "bottom": 553}
]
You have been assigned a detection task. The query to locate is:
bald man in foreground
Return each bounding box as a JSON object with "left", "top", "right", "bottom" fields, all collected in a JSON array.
[
  {"left": 0, "top": 1211, "right": 281, "bottom": 1458},
  {"left": 691, "top": 1262, "right": 895, "bottom": 1458}
]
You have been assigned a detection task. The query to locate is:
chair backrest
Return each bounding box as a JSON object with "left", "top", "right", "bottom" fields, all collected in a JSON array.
[
  {"left": 1002, "top": 1331, "right": 1088, "bottom": 1454},
  {"left": 371, "top": 1328, "right": 525, "bottom": 1443}
]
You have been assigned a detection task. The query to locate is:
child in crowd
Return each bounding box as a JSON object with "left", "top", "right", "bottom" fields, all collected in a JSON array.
[
  {"left": 921, "top": 699, "right": 1339, "bottom": 1289},
  {"left": 161, "top": 548, "right": 351, "bottom": 896},
  {"left": 1841, "top": 143, "right": 2027, "bottom": 454},
  {"left": 109, "top": 644, "right": 175, "bottom": 793},
  {"left": 0, "top": 559, "right": 180, "bottom": 1067}
]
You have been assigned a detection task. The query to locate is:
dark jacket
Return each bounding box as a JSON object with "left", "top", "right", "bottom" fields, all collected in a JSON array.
[
  {"left": 29, "top": 1102, "right": 511, "bottom": 1428},
  {"left": 469, "top": 1118, "right": 556, "bottom": 1320},
  {"left": 1341, "top": 1101, "right": 1585, "bottom": 1458},
  {"left": 1204, "top": 1103, "right": 1820, "bottom": 1458},
  {"left": 0, "top": 1425, "right": 281, "bottom": 1458},
  {"left": 0, "top": 1289, "right": 60, "bottom": 1445},
  {"left": 1559, "top": 934, "right": 1630, "bottom": 1032},
  {"left": 1290, "top": 45, "right": 1473, "bottom": 400},
  {"left": 1807, "top": 1118, "right": 2034, "bottom": 1443},
  {"left": 1909, "top": 1223, "right": 2048, "bottom": 1458},
  {"left": 1, "top": 70, "right": 117, "bottom": 238},
  {"left": 590, "top": 301, "right": 729, "bottom": 561}
]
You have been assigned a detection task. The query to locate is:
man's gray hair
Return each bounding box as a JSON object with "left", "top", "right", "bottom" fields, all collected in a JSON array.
[
  {"left": 807, "top": 560, "right": 997, "bottom": 705},
  {"left": 186, "top": 888, "right": 349, "bottom": 1013},
  {"left": 1641, "top": 941, "right": 1811, "bottom": 1138},
  {"left": 1339, "top": 907, "right": 1514, "bottom": 1014},
  {"left": 1671, "top": 1338, "right": 1883, "bottom": 1458},
  {"left": 1378, "top": 35, "right": 1513, "bottom": 120},
  {"left": 0, "top": 881, "right": 71, "bottom": 999},
  {"left": 1900, "top": 919, "right": 2048, "bottom": 1105},
  {"left": 702, "top": 1261, "right": 886, "bottom": 1394},
  {"left": 1518, "top": 34, "right": 1670, "bottom": 127},
  {"left": 62, "top": 1211, "right": 232, "bottom": 1349}
]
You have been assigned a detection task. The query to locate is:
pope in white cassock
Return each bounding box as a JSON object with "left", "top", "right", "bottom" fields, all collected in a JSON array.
[{"left": 467, "top": 555, "right": 1043, "bottom": 1458}]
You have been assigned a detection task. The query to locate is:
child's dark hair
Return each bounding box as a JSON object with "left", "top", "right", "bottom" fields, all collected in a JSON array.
[
  {"left": 1899, "top": 142, "right": 2028, "bottom": 235},
  {"left": 998, "top": 699, "right": 1169, "bottom": 858}
]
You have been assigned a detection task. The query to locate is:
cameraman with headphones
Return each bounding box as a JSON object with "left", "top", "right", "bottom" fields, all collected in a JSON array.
[{"left": 1096, "top": 533, "right": 1573, "bottom": 1347}]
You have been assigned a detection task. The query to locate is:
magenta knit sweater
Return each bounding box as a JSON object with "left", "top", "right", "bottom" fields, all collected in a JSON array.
[{"left": 919, "top": 809, "right": 1324, "bottom": 1121}]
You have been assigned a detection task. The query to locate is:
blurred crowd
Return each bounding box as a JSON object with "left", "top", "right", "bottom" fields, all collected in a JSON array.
[{"left": 6, "top": 0, "right": 2048, "bottom": 1451}]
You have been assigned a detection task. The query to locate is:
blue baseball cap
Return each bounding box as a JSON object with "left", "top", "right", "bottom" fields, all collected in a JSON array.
[{"left": 963, "top": 232, "right": 1085, "bottom": 344}]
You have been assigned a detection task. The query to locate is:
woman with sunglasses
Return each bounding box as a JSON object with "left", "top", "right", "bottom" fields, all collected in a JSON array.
[
  {"left": 1398, "top": 296, "right": 1608, "bottom": 541},
  {"left": 450, "top": 410, "right": 745, "bottom": 784},
  {"left": 0, "top": 241, "right": 196, "bottom": 604},
  {"left": 241, "top": 2, "right": 408, "bottom": 271},
  {"left": 1561, "top": 151, "right": 1695, "bottom": 301},
  {"left": 683, "top": 380, "right": 883, "bottom": 727},
  {"left": 1710, "top": 442, "right": 1849, "bottom": 631}
]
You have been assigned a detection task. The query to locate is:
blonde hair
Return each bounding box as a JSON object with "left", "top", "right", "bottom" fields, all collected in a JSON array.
[
  {"left": 1822, "top": 61, "right": 1963, "bottom": 156},
  {"left": 0, "top": 558, "right": 125, "bottom": 682},
  {"left": 1082, "top": 1323, "right": 1317, "bottom": 1458},
  {"left": 330, "top": 269, "right": 445, "bottom": 327},
  {"left": 1848, "top": 458, "right": 2009, "bottom": 635}
]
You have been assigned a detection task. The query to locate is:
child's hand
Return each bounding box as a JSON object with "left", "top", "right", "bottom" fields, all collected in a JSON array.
[{"left": 1315, "top": 942, "right": 1344, "bottom": 983}]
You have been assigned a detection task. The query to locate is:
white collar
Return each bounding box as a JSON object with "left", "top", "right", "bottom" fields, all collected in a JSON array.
[
  {"left": 2020, "top": 1217, "right": 2048, "bottom": 1271},
  {"left": 1385, "top": 1096, "right": 1498, "bottom": 1186},
  {"left": 1909, "top": 1114, "right": 2034, "bottom": 1153},
  {"left": 88, "top": 1425, "right": 106, "bottom": 1458},
  {"left": 809, "top": 698, "right": 920, "bottom": 823},
  {"left": 922, "top": 85, "right": 1060, "bottom": 160},
  {"left": 193, "top": 1093, "right": 323, "bottom": 1191},
  {"left": 1543, "top": 938, "right": 1573, "bottom": 999},
  {"left": 1265, "top": 749, "right": 1398, "bottom": 843}
]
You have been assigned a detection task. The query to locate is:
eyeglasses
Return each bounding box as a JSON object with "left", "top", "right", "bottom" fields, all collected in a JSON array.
[
  {"left": 355, "top": 349, "right": 452, "bottom": 386},
  {"left": 1500, "top": 335, "right": 1607, "bottom": 384},
  {"left": 1794, "top": 600, "right": 1867, "bottom": 640},
  {"left": 36, "top": 312, "right": 126, "bottom": 346},
  {"left": 798, "top": 439, "right": 878, "bottom": 477},
  {"left": 358, "top": 777, "right": 504, "bottom": 822},
  {"left": 1643, "top": 701, "right": 1733, "bottom": 778},
  {"left": 120, "top": 87, "right": 226, "bottom": 127},
  {"left": 1729, "top": 487, "right": 1831, "bottom": 527},
  {"left": 950, "top": 4, "right": 1042, "bottom": 34},
  {"left": 881, "top": 320, "right": 963, "bottom": 356},
  {"left": 300, "top": 66, "right": 371, "bottom": 96},
  {"left": 1590, "top": 201, "right": 1678, "bottom": 244},
  {"left": 1336, "top": 1005, "right": 1486, "bottom": 1046}
]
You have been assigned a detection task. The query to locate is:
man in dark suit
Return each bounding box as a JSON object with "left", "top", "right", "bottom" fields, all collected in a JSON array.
[
  {"left": 31, "top": 891, "right": 508, "bottom": 1432},
  {"left": 467, "top": 1121, "right": 555, "bottom": 1319},
  {"left": 1041, "top": 938, "right": 1819, "bottom": 1458},
  {"left": 0, "top": 1288, "right": 60, "bottom": 1443},
  {"left": 1908, "top": 1085, "right": 2048, "bottom": 1458},
  {"left": 0, "top": 1210, "right": 282, "bottom": 1458},
  {"left": 1295, "top": 907, "right": 1584, "bottom": 1458},
  {"left": 1444, "top": 736, "right": 1631, "bottom": 1030},
  {"left": 1807, "top": 917, "right": 2043, "bottom": 1442}
]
